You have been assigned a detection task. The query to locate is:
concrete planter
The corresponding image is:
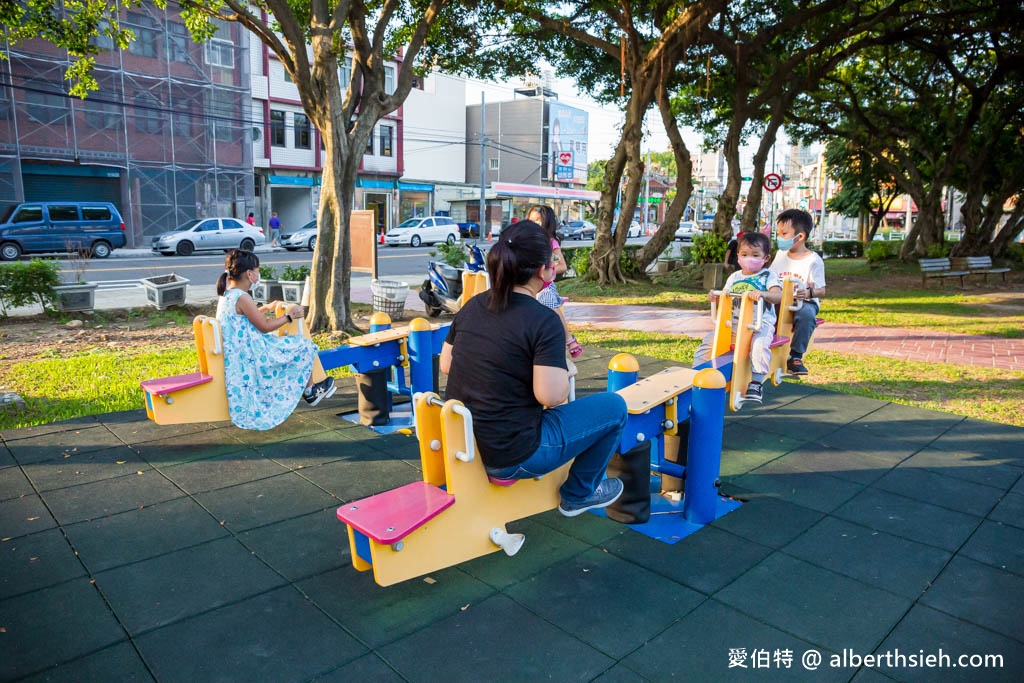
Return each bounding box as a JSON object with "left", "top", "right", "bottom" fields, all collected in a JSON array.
[
  {"left": 656, "top": 259, "right": 679, "bottom": 273},
  {"left": 252, "top": 279, "right": 283, "bottom": 304},
  {"left": 279, "top": 280, "right": 305, "bottom": 304},
  {"left": 54, "top": 282, "right": 98, "bottom": 312},
  {"left": 141, "top": 274, "right": 189, "bottom": 310},
  {"left": 702, "top": 263, "right": 725, "bottom": 290}
]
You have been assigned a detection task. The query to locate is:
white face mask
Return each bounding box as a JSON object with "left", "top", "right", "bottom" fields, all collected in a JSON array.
[{"left": 249, "top": 270, "right": 260, "bottom": 286}]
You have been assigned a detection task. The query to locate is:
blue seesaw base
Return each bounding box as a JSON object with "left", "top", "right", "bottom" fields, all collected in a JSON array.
[{"left": 339, "top": 401, "right": 416, "bottom": 435}]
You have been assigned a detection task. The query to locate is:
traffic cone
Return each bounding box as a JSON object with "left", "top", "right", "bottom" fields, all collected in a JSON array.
[{"left": 379, "top": 231, "right": 385, "bottom": 245}]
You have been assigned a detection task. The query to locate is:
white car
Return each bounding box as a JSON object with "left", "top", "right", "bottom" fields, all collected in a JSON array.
[
  {"left": 151, "top": 217, "right": 266, "bottom": 256},
  {"left": 280, "top": 219, "right": 317, "bottom": 251},
  {"left": 628, "top": 221, "right": 643, "bottom": 238},
  {"left": 385, "top": 216, "right": 460, "bottom": 247},
  {"left": 675, "top": 221, "right": 703, "bottom": 243}
]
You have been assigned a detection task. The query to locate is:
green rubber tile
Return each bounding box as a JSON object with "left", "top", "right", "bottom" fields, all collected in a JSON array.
[
  {"left": 94, "top": 536, "right": 286, "bottom": 635},
  {"left": 366, "top": 432, "right": 423, "bottom": 463},
  {"left": 21, "top": 445, "right": 149, "bottom": 493},
  {"left": 874, "top": 604, "right": 1024, "bottom": 682},
  {"left": 295, "top": 455, "right": 421, "bottom": 504},
  {"left": 834, "top": 488, "right": 982, "bottom": 551},
  {"left": 622, "top": 599, "right": 845, "bottom": 682},
  {"left": 379, "top": 593, "right": 615, "bottom": 682},
  {"left": 928, "top": 418, "right": 1024, "bottom": 464},
  {"left": 0, "top": 494, "right": 57, "bottom": 539},
  {"left": 782, "top": 517, "right": 951, "bottom": 599},
  {"left": 988, "top": 492, "right": 1024, "bottom": 530},
  {"left": 532, "top": 507, "right": 630, "bottom": 546},
  {"left": 40, "top": 470, "right": 186, "bottom": 526},
  {"left": 921, "top": 556, "right": 1024, "bottom": 642},
  {"left": 603, "top": 524, "right": 772, "bottom": 595},
  {"left": 263, "top": 429, "right": 378, "bottom": 470},
  {"left": 0, "top": 442, "right": 14, "bottom": 468},
  {"left": 226, "top": 414, "right": 334, "bottom": 447},
  {"left": 335, "top": 421, "right": 390, "bottom": 444},
  {"left": 0, "top": 578, "right": 126, "bottom": 681},
  {"left": 457, "top": 517, "right": 590, "bottom": 589},
  {"left": 814, "top": 430, "right": 922, "bottom": 467},
  {"left": 238, "top": 507, "right": 350, "bottom": 581},
  {"left": 308, "top": 653, "right": 405, "bottom": 683},
  {"left": 710, "top": 495, "right": 824, "bottom": 549},
  {"left": 848, "top": 404, "right": 963, "bottom": 447},
  {"left": 852, "top": 669, "right": 899, "bottom": 683},
  {"left": 63, "top": 496, "right": 229, "bottom": 573},
  {"left": 129, "top": 428, "right": 248, "bottom": 468},
  {"left": 874, "top": 467, "right": 1005, "bottom": 518},
  {"left": 772, "top": 442, "right": 899, "bottom": 485},
  {"left": 897, "top": 447, "right": 1023, "bottom": 491},
  {"left": 0, "top": 415, "right": 98, "bottom": 443},
  {"left": 720, "top": 427, "right": 803, "bottom": 478},
  {"left": 194, "top": 471, "right": 338, "bottom": 532},
  {"left": 591, "top": 663, "right": 646, "bottom": 682},
  {"left": 299, "top": 565, "right": 495, "bottom": 649},
  {"left": 135, "top": 586, "right": 366, "bottom": 683},
  {"left": 100, "top": 411, "right": 223, "bottom": 446},
  {"left": 19, "top": 641, "right": 154, "bottom": 683},
  {"left": 0, "top": 528, "right": 85, "bottom": 600},
  {"left": 161, "top": 449, "right": 289, "bottom": 494},
  {"left": 716, "top": 553, "right": 912, "bottom": 655},
  {"left": 741, "top": 393, "right": 883, "bottom": 443},
  {"left": 7, "top": 425, "right": 126, "bottom": 465},
  {"left": 733, "top": 462, "right": 864, "bottom": 513},
  {"left": 0, "top": 463, "right": 33, "bottom": 501},
  {"left": 960, "top": 520, "right": 1024, "bottom": 578},
  {"left": 505, "top": 547, "right": 705, "bottom": 659}
]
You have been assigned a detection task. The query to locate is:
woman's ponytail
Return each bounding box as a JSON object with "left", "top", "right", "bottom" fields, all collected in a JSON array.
[{"left": 484, "top": 221, "right": 551, "bottom": 313}]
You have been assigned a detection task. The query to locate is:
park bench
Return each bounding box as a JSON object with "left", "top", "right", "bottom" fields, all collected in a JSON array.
[
  {"left": 951, "top": 256, "right": 1010, "bottom": 283},
  {"left": 918, "top": 258, "right": 969, "bottom": 287}
]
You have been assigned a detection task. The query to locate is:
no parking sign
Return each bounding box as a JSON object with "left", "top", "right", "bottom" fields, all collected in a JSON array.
[{"left": 763, "top": 173, "right": 783, "bottom": 192}]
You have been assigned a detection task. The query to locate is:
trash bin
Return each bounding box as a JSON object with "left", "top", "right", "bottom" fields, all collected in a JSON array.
[{"left": 370, "top": 279, "right": 408, "bottom": 319}]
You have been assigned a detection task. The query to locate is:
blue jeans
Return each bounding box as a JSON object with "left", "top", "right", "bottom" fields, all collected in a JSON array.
[
  {"left": 484, "top": 392, "right": 628, "bottom": 503},
  {"left": 790, "top": 300, "right": 820, "bottom": 359}
]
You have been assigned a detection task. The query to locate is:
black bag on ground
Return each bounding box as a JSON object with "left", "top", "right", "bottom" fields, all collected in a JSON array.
[{"left": 605, "top": 441, "right": 652, "bottom": 524}]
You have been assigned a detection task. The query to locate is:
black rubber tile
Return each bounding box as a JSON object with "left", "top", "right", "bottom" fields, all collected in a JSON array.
[
  {"left": 40, "top": 470, "right": 185, "bottom": 525},
  {"left": 604, "top": 524, "right": 772, "bottom": 595},
  {"left": 988, "top": 492, "right": 1024, "bottom": 530},
  {"left": 920, "top": 556, "right": 1024, "bottom": 642},
  {"left": 848, "top": 404, "right": 962, "bottom": 446},
  {"left": 94, "top": 536, "right": 286, "bottom": 635},
  {"left": 308, "top": 653, "right": 405, "bottom": 683},
  {"left": 0, "top": 528, "right": 84, "bottom": 600},
  {"left": 19, "top": 641, "right": 154, "bottom": 683},
  {"left": 0, "top": 493, "right": 57, "bottom": 539},
  {"left": 622, "top": 599, "right": 845, "bottom": 682},
  {"left": 782, "top": 516, "right": 951, "bottom": 599},
  {"left": 928, "top": 418, "right": 1024, "bottom": 465},
  {"left": 0, "top": 442, "right": 14, "bottom": 468},
  {"left": 294, "top": 454, "right": 421, "bottom": 503},
  {"left": 100, "top": 411, "right": 223, "bottom": 445},
  {"left": 263, "top": 429, "right": 380, "bottom": 470},
  {"left": 1, "top": 417, "right": 99, "bottom": 443},
  {"left": 875, "top": 604, "right": 1024, "bottom": 682},
  {"left": 0, "top": 463, "right": 33, "bottom": 501},
  {"left": 733, "top": 461, "right": 864, "bottom": 513},
  {"left": 874, "top": 467, "right": 1004, "bottom": 518},
  {"left": 960, "top": 520, "right": 1024, "bottom": 577},
  {"left": 898, "top": 446, "right": 1023, "bottom": 491},
  {"left": 716, "top": 553, "right": 912, "bottom": 654},
  {"left": 833, "top": 488, "right": 982, "bottom": 551},
  {"left": 0, "top": 578, "right": 126, "bottom": 681},
  {"left": 711, "top": 495, "right": 824, "bottom": 549},
  {"left": 129, "top": 429, "right": 248, "bottom": 468},
  {"left": 458, "top": 518, "right": 590, "bottom": 589},
  {"left": 21, "top": 445, "right": 149, "bottom": 492},
  {"left": 226, "top": 413, "right": 334, "bottom": 446},
  {"left": 814, "top": 429, "right": 922, "bottom": 467},
  {"left": 63, "top": 496, "right": 229, "bottom": 573},
  {"left": 591, "top": 663, "right": 645, "bottom": 682},
  {"left": 194, "top": 471, "right": 338, "bottom": 532},
  {"left": 7, "top": 425, "right": 125, "bottom": 465},
  {"left": 238, "top": 507, "right": 351, "bottom": 581},
  {"left": 160, "top": 449, "right": 289, "bottom": 494},
  {"left": 771, "top": 442, "right": 898, "bottom": 485},
  {"left": 505, "top": 547, "right": 705, "bottom": 659},
  {"left": 379, "top": 593, "right": 615, "bottom": 682},
  {"left": 720, "top": 427, "right": 803, "bottom": 478},
  {"left": 533, "top": 507, "right": 631, "bottom": 547},
  {"left": 852, "top": 669, "right": 900, "bottom": 683},
  {"left": 135, "top": 586, "right": 366, "bottom": 683},
  {"left": 300, "top": 565, "right": 495, "bottom": 648}
]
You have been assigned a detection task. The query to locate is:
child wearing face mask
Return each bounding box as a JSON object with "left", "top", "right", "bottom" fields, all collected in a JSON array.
[
  {"left": 692, "top": 231, "right": 782, "bottom": 404},
  {"left": 528, "top": 205, "right": 583, "bottom": 374},
  {"left": 769, "top": 208, "right": 826, "bottom": 376},
  {"left": 215, "top": 249, "right": 335, "bottom": 430}
]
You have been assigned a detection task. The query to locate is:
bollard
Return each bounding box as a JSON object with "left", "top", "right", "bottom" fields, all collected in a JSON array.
[
  {"left": 683, "top": 368, "right": 727, "bottom": 524},
  {"left": 607, "top": 353, "right": 640, "bottom": 393},
  {"left": 406, "top": 318, "right": 434, "bottom": 396}
]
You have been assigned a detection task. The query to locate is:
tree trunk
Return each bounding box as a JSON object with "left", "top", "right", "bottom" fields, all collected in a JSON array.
[
  {"left": 741, "top": 110, "right": 785, "bottom": 232},
  {"left": 714, "top": 118, "right": 744, "bottom": 239}
]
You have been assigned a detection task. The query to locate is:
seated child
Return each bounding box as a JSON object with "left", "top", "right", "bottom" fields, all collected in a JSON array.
[
  {"left": 769, "top": 209, "right": 826, "bottom": 376},
  {"left": 692, "top": 231, "right": 782, "bottom": 403},
  {"left": 528, "top": 205, "right": 583, "bottom": 370}
]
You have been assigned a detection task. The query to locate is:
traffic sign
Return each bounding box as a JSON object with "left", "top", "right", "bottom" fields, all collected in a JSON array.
[{"left": 763, "top": 173, "right": 783, "bottom": 192}]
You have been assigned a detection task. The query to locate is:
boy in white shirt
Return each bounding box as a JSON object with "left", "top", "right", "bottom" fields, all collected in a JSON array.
[{"left": 770, "top": 209, "right": 826, "bottom": 376}]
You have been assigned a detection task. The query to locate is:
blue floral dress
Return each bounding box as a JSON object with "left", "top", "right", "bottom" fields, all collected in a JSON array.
[{"left": 216, "top": 288, "right": 318, "bottom": 430}]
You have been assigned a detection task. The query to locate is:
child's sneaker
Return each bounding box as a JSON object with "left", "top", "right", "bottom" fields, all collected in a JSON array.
[
  {"left": 558, "top": 478, "right": 624, "bottom": 517},
  {"left": 303, "top": 376, "right": 336, "bottom": 407},
  {"left": 744, "top": 381, "right": 763, "bottom": 404},
  {"left": 566, "top": 336, "right": 583, "bottom": 358},
  {"left": 787, "top": 358, "right": 809, "bottom": 376}
]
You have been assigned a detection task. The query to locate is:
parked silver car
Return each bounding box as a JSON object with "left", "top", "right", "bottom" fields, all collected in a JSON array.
[
  {"left": 674, "top": 221, "right": 703, "bottom": 243},
  {"left": 280, "top": 219, "right": 317, "bottom": 251},
  {"left": 151, "top": 217, "right": 266, "bottom": 256}
]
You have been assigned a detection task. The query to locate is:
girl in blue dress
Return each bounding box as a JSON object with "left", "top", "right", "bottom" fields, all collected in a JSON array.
[{"left": 215, "top": 249, "right": 335, "bottom": 430}]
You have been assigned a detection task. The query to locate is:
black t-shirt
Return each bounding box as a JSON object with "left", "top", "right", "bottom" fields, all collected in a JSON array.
[
  {"left": 725, "top": 238, "right": 740, "bottom": 268},
  {"left": 444, "top": 292, "right": 567, "bottom": 469}
]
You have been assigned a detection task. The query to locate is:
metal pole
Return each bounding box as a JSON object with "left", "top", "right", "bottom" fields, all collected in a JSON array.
[
  {"left": 479, "top": 92, "right": 487, "bottom": 240},
  {"left": 643, "top": 149, "right": 650, "bottom": 232}
]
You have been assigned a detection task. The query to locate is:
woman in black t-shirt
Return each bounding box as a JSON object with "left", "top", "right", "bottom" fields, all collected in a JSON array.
[{"left": 441, "top": 221, "right": 628, "bottom": 517}]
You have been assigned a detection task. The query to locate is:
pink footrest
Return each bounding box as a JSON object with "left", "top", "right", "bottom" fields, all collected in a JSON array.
[
  {"left": 487, "top": 476, "right": 518, "bottom": 487},
  {"left": 337, "top": 481, "right": 454, "bottom": 544},
  {"left": 769, "top": 335, "right": 791, "bottom": 349},
  {"left": 140, "top": 372, "right": 213, "bottom": 396}
]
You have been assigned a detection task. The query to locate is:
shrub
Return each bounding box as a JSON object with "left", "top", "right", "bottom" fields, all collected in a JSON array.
[
  {"left": 619, "top": 245, "right": 642, "bottom": 278},
  {"left": 430, "top": 242, "right": 466, "bottom": 268},
  {"left": 822, "top": 240, "right": 864, "bottom": 259},
  {"left": 0, "top": 258, "right": 61, "bottom": 315},
  {"left": 865, "top": 241, "right": 899, "bottom": 262},
  {"left": 259, "top": 265, "right": 278, "bottom": 279},
  {"left": 568, "top": 246, "right": 592, "bottom": 278},
  {"left": 1005, "top": 243, "right": 1023, "bottom": 264},
  {"left": 924, "top": 242, "right": 950, "bottom": 258},
  {"left": 690, "top": 232, "right": 727, "bottom": 264},
  {"left": 281, "top": 264, "right": 310, "bottom": 281}
]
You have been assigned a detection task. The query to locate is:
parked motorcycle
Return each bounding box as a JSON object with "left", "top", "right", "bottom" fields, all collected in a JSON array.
[{"left": 419, "top": 242, "right": 486, "bottom": 317}]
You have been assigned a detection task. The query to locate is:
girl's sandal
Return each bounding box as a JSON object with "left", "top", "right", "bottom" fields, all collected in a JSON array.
[{"left": 566, "top": 336, "right": 583, "bottom": 358}]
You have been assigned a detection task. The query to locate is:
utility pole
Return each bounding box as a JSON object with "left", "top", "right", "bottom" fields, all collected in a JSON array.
[
  {"left": 643, "top": 149, "right": 650, "bottom": 232},
  {"left": 479, "top": 92, "right": 487, "bottom": 240}
]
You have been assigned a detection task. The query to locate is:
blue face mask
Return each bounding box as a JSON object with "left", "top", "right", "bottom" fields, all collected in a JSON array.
[{"left": 776, "top": 235, "right": 796, "bottom": 251}]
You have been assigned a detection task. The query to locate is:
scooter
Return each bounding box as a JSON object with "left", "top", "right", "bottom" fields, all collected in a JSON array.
[{"left": 419, "top": 242, "right": 486, "bottom": 317}]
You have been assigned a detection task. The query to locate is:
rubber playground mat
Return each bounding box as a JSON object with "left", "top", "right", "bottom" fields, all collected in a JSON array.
[{"left": 2, "top": 347, "right": 1023, "bottom": 681}]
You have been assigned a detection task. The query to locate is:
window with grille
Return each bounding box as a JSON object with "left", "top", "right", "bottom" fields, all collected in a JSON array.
[
  {"left": 294, "top": 113, "right": 311, "bottom": 149},
  {"left": 167, "top": 22, "right": 190, "bottom": 62},
  {"left": 134, "top": 93, "right": 162, "bottom": 134},
  {"left": 210, "top": 90, "right": 236, "bottom": 141},
  {"left": 270, "top": 110, "right": 286, "bottom": 147},
  {"left": 489, "top": 158, "right": 499, "bottom": 170},
  {"left": 126, "top": 12, "right": 158, "bottom": 58},
  {"left": 84, "top": 100, "right": 120, "bottom": 129},
  {"left": 27, "top": 90, "right": 67, "bottom": 125},
  {"left": 206, "top": 20, "right": 234, "bottom": 68}
]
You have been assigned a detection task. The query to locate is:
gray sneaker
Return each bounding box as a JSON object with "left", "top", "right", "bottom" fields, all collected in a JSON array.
[
  {"left": 558, "top": 478, "right": 624, "bottom": 517},
  {"left": 303, "top": 376, "right": 336, "bottom": 407}
]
